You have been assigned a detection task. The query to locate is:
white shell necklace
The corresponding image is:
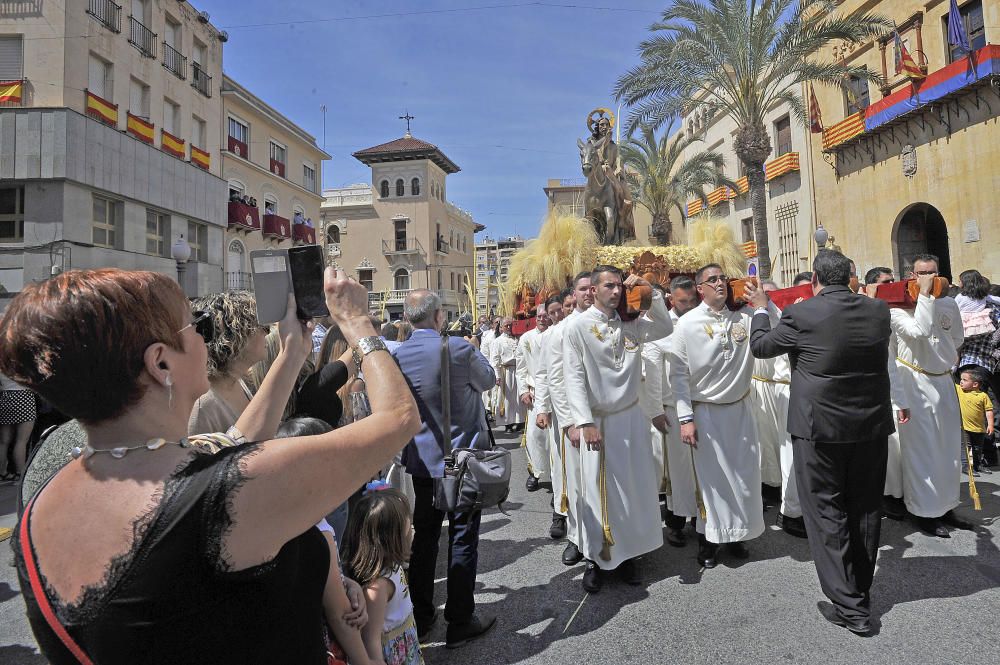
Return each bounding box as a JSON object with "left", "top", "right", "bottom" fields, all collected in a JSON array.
[{"left": 70, "top": 438, "right": 192, "bottom": 460}]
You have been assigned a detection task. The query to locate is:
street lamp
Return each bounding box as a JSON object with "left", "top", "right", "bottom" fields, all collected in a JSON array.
[
  {"left": 172, "top": 235, "right": 192, "bottom": 295},
  {"left": 813, "top": 224, "right": 829, "bottom": 250}
]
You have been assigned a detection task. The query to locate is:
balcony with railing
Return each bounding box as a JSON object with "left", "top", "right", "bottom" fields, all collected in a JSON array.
[
  {"left": 436, "top": 237, "right": 450, "bottom": 254},
  {"left": 162, "top": 42, "right": 187, "bottom": 80},
  {"left": 88, "top": 0, "right": 122, "bottom": 32},
  {"left": 191, "top": 63, "right": 212, "bottom": 97},
  {"left": 128, "top": 16, "right": 157, "bottom": 58},
  {"left": 368, "top": 290, "right": 412, "bottom": 307},
  {"left": 322, "top": 186, "right": 374, "bottom": 208},
  {"left": 382, "top": 237, "right": 424, "bottom": 256},
  {"left": 225, "top": 271, "right": 253, "bottom": 291}
]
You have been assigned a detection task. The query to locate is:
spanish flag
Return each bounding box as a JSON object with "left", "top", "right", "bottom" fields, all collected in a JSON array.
[
  {"left": 191, "top": 145, "right": 210, "bottom": 170},
  {"left": 86, "top": 90, "right": 118, "bottom": 126},
  {"left": 161, "top": 129, "right": 185, "bottom": 159},
  {"left": 0, "top": 80, "right": 22, "bottom": 104},
  {"left": 127, "top": 112, "right": 154, "bottom": 144}
]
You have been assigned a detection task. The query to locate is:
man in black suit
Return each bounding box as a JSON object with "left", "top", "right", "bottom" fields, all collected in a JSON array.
[{"left": 746, "top": 250, "right": 908, "bottom": 636}]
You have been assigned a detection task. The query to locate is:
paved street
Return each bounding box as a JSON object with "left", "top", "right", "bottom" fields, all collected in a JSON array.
[{"left": 2, "top": 428, "right": 1000, "bottom": 664}]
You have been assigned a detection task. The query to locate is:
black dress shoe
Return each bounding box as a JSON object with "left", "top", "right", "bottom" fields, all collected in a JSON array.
[
  {"left": 776, "top": 512, "right": 808, "bottom": 539},
  {"left": 665, "top": 527, "right": 687, "bottom": 547},
  {"left": 697, "top": 534, "right": 718, "bottom": 568},
  {"left": 562, "top": 542, "right": 583, "bottom": 565},
  {"left": 446, "top": 614, "right": 497, "bottom": 648},
  {"left": 881, "top": 495, "right": 907, "bottom": 521},
  {"left": 582, "top": 560, "right": 603, "bottom": 593},
  {"left": 416, "top": 611, "right": 438, "bottom": 641},
  {"left": 916, "top": 516, "right": 950, "bottom": 538},
  {"left": 549, "top": 514, "right": 567, "bottom": 539},
  {"left": 526, "top": 475, "right": 540, "bottom": 492},
  {"left": 817, "top": 601, "right": 871, "bottom": 636},
  {"left": 617, "top": 558, "right": 642, "bottom": 585},
  {"left": 941, "top": 510, "right": 975, "bottom": 530},
  {"left": 726, "top": 541, "right": 750, "bottom": 559}
]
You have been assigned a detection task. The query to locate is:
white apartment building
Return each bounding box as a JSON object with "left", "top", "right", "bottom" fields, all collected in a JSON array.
[{"left": 475, "top": 235, "right": 524, "bottom": 317}]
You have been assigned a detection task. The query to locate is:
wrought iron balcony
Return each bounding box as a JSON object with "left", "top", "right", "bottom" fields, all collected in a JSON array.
[
  {"left": 368, "top": 289, "right": 412, "bottom": 306},
  {"left": 162, "top": 42, "right": 187, "bottom": 79},
  {"left": 191, "top": 63, "right": 212, "bottom": 97},
  {"left": 128, "top": 16, "right": 157, "bottom": 58},
  {"left": 88, "top": 0, "right": 122, "bottom": 32},
  {"left": 382, "top": 237, "right": 424, "bottom": 256}
]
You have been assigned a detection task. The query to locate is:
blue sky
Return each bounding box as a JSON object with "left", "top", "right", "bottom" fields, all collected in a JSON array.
[{"left": 200, "top": 0, "right": 667, "bottom": 240}]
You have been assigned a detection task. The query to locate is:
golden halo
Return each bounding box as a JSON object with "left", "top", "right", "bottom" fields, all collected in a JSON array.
[{"left": 586, "top": 107, "right": 616, "bottom": 134}]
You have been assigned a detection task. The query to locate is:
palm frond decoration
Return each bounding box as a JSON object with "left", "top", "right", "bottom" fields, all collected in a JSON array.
[{"left": 687, "top": 214, "right": 749, "bottom": 277}]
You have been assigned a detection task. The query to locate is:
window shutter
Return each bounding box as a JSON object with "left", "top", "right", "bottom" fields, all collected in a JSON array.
[{"left": 0, "top": 36, "right": 23, "bottom": 80}]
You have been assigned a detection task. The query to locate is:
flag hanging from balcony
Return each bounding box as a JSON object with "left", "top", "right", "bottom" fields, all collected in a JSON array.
[
  {"left": 191, "top": 145, "right": 211, "bottom": 170},
  {"left": 127, "top": 113, "right": 154, "bottom": 144},
  {"left": 161, "top": 130, "right": 186, "bottom": 159},
  {"left": 0, "top": 80, "right": 22, "bottom": 103},
  {"left": 894, "top": 27, "right": 925, "bottom": 79},
  {"left": 86, "top": 90, "right": 118, "bottom": 126},
  {"left": 948, "top": 0, "right": 971, "bottom": 56},
  {"left": 808, "top": 83, "right": 823, "bottom": 133}
]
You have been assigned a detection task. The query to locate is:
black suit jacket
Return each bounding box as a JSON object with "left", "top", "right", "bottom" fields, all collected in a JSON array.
[{"left": 750, "top": 284, "right": 895, "bottom": 443}]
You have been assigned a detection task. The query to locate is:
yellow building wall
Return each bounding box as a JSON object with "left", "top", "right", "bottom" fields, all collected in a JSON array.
[{"left": 810, "top": 0, "right": 1000, "bottom": 281}]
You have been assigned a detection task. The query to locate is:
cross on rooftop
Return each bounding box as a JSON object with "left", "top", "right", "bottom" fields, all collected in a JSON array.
[{"left": 399, "top": 111, "right": 415, "bottom": 137}]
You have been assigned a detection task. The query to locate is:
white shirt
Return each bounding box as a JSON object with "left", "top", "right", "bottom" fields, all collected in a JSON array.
[
  {"left": 891, "top": 295, "right": 964, "bottom": 375},
  {"left": 563, "top": 293, "right": 673, "bottom": 425}
]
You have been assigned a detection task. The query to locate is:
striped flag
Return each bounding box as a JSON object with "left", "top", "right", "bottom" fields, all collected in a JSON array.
[
  {"left": 0, "top": 80, "right": 22, "bottom": 103},
  {"left": 894, "top": 28, "right": 925, "bottom": 79},
  {"left": 161, "top": 130, "right": 186, "bottom": 158},
  {"left": 808, "top": 83, "right": 823, "bottom": 133},
  {"left": 191, "top": 145, "right": 211, "bottom": 170},
  {"left": 127, "top": 113, "right": 154, "bottom": 144}
]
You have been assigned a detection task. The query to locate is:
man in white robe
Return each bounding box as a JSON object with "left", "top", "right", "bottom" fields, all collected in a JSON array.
[
  {"left": 563, "top": 266, "right": 672, "bottom": 592},
  {"left": 640, "top": 277, "right": 699, "bottom": 547},
  {"left": 515, "top": 304, "right": 552, "bottom": 491},
  {"left": 490, "top": 319, "right": 525, "bottom": 431},
  {"left": 480, "top": 318, "right": 499, "bottom": 416},
  {"left": 671, "top": 263, "right": 772, "bottom": 568},
  {"left": 535, "top": 277, "right": 592, "bottom": 562},
  {"left": 749, "top": 280, "right": 804, "bottom": 538},
  {"left": 890, "top": 256, "right": 972, "bottom": 536}
]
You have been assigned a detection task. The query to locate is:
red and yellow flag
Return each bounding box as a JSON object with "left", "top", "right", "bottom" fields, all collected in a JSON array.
[
  {"left": 127, "top": 112, "right": 154, "bottom": 144},
  {"left": 86, "top": 90, "right": 118, "bottom": 126},
  {"left": 894, "top": 30, "right": 925, "bottom": 79},
  {"left": 191, "top": 145, "right": 211, "bottom": 170},
  {"left": 0, "top": 80, "right": 22, "bottom": 104},
  {"left": 808, "top": 83, "right": 823, "bottom": 133},
  {"left": 161, "top": 129, "right": 186, "bottom": 158}
]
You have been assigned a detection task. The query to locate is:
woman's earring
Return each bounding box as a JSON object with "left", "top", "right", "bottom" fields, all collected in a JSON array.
[{"left": 165, "top": 373, "right": 173, "bottom": 410}]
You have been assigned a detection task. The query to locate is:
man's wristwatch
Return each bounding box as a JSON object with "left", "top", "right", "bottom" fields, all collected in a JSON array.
[
  {"left": 678, "top": 417, "right": 694, "bottom": 425},
  {"left": 352, "top": 336, "right": 388, "bottom": 370}
]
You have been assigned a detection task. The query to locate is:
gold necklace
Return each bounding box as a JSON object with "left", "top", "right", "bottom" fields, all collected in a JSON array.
[{"left": 70, "top": 438, "right": 192, "bottom": 460}]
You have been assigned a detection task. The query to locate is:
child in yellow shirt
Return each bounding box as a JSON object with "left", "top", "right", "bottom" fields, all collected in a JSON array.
[{"left": 957, "top": 368, "right": 995, "bottom": 474}]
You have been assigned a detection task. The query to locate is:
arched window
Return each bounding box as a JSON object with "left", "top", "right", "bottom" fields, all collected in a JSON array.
[
  {"left": 263, "top": 196, "right": 277, "bottom": 215},
  {"left": 395, "top": 179, "right": 405, "bottom": 197},
  {"left": 394, "top": 268, "right": 410, "bottom": 291},
  {"left": 327, "top": 225, "right": 341, "bottom": 243},
  {"left": 380, "top": 180, "right": 389, "bottom": 198},
  {"left": 411, "top": 178, "right": 420, "bottom": 196}
]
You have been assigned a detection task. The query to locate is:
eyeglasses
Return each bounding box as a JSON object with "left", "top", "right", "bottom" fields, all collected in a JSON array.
[
  {"left": 913, "top": 270, "right": 938, "bottom": 276},
  {"left": 177, "top": 310, "right": 215, "bottom": 343},
  {"left": 699, "top": 274, "right": 728, "bottom": 285}
]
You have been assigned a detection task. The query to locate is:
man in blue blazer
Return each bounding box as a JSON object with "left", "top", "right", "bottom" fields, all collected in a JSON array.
[{"left": 393, "top": 289, "right": 497, "bottom": 648}]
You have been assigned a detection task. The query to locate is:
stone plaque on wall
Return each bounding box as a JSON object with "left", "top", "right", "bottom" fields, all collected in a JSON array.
[{"left": 963, "top": 220, "right": 980, "bottom": 243}]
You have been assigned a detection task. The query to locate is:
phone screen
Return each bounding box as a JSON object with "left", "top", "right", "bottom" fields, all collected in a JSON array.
[{"left": 287, "top": 245, "right": 329, "bottom": 319}]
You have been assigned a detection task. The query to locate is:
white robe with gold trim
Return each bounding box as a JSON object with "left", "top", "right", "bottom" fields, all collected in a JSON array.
[
  {"left": 490, "top": 333, "right": 526, "bottom": 426},
  {"left": 563, "top": 293, "right": 673, "bottom": 569},
  {"left": 515, "top": 327, "right": 550, "bottom": 481}
]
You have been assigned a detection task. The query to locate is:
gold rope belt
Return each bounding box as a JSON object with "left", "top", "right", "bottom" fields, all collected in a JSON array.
[
  {"left": 598, "top": 419, "right": 615, "bottom": 562},
  {"left": 752, "top": 375, "right": 790, "bottom": 385},
  {"left": 559, "top": 429, "right": 569, "bottom": 513},
  {"left": 895, "top": 356, "right": 951, "bottom": 376},
  {"left": 661, "top": 431, "right": 671, "bottom": 495}
]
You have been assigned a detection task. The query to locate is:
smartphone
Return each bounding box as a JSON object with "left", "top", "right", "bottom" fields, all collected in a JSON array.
[
  {"left": 287, "top": 244, "right": 329, "bottom": 319},
  {"left": 250, "top": 249, "right": 291, "bottom": 325}
]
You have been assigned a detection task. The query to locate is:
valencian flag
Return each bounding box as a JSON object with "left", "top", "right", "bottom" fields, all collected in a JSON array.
[
  {"left": 808, "top": 83, "right": 823, "bottom": 133},
  {"left": 948, "top": 0, "right": 971, "bottom": 55},
  {"left": 893, "top": 27, "right": 925, "bottom": 79}
]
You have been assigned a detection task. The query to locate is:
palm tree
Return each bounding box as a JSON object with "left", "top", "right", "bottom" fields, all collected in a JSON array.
[
  {"left": 614, "top": 0, "right": 888, "bottom": 278},
  {"left": 620, "top": 124, "right": 737, "bottom": 245}
]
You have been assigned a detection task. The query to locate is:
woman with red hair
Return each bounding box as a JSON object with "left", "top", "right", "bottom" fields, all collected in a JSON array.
[{"left": 1, "top": 268, "right": 419, "bottom": 664}]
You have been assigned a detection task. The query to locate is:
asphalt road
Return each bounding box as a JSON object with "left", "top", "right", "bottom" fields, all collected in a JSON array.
[{"left": 2, "top": 428, "right": 1000, "bottom": 664}]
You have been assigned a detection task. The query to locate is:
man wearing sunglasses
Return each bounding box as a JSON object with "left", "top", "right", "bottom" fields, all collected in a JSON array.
[
  {"left": 886, "top": 254, "right": 972, "bottom": 538},
  {"left": 669, "top": 263, "right": 774, "bottom": 570}
]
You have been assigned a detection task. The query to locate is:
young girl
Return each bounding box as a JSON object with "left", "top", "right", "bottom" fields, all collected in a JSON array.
[{"left": 342, "top": 488, "right": 424, "bottom": 665}]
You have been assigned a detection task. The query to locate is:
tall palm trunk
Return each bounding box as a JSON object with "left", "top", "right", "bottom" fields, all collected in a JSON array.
[
  {"left": 745, "top": 162, "right": 771, "bottom": 278},
  {"left": 651, "top": 213, "right": 671, "bottom": 245},
  {"left": 735, "top": 122, "right": 773, "bottom": 279}
]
